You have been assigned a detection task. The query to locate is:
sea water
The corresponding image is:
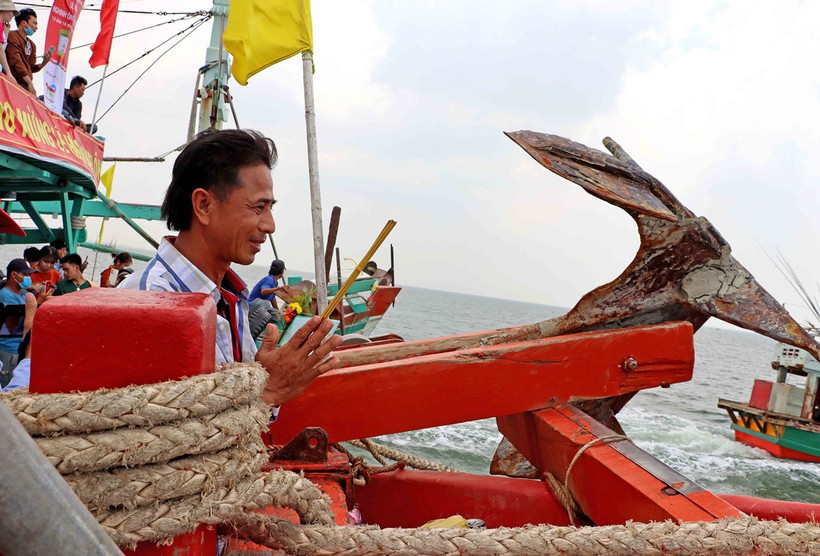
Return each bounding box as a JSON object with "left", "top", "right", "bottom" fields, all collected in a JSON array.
[{"left": 7, "top": 244, "right": 818, "bottom": 504}]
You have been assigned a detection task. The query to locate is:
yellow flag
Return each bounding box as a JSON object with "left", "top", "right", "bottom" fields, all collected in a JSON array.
[
  {"left": 100, "top": 164, "right": 116, "bottom": 197},
  {"left": 223, "top": 0, "right": 313, "bottom": 86}
]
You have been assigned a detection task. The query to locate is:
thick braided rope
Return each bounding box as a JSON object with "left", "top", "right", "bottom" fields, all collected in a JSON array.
[
  {"left": 1, "top": 362, "right": 336, "bottom": 547},
  {"left": 36, "top": 402, "right": 270, "bottom": 473},
  {"left": 0, "top": 362, "right": 267, "bottom": 435},
  {"left": 346, "top": 438, "right": 456, "bottom": 472},
  {"left": 225, "top": 514, "right": 820, "bottom": 556},
  {"left": 99, "top": 469, "right": 334, "bottom": 548},
  {"left": 65, "top": 441, "right": 269, "bottom": 511}
]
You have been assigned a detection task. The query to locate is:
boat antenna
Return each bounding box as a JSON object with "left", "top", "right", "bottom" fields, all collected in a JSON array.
[
  {"left": 93, "top": 17, "right": 212, "bottom": 124},
  {"left": 763, "top": 246, "right": 820, "bottom": 326}
]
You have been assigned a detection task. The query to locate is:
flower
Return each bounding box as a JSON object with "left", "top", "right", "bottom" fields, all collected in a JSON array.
[
  {"left": 289, "top": 302, "right": 303, "bottom": 315},
  {"left": 282, "top": 306, "right": 298, "bottom": 325}
]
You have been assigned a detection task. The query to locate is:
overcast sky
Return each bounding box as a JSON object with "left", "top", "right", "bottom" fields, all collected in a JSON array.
[{"left": 23, "top": 0, "right": 820, "bottom": 324}]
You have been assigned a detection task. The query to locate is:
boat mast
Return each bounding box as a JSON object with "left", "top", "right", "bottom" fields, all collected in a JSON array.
[
  {"left": 194, "top": 0, "right": 230, "bottom": 136},
  {"left": 191, "top": 2, "right": 329, "bottom": 313},
  {"left": 302, "top": 51, "right": 328, "bottom": 313}
]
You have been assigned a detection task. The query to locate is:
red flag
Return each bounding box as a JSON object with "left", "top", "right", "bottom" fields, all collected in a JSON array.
[{"left": 89, "top": 0, "right": 120, "bottom": 68}]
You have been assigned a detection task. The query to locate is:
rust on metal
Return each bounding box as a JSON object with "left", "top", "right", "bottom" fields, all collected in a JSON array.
[
  {"left": 270, "top": 427, "right": 329, "bottom": 463},
  {"left": 338, "top": 131, "right": 819, "bottom": 371},
  {"left": 505, "top": 130, "right": 820, "bottom": 361}
]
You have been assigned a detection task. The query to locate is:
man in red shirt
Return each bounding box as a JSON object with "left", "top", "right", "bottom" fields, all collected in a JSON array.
[{"left": 6, "top": 8, "right": 51, "bottom": 96}]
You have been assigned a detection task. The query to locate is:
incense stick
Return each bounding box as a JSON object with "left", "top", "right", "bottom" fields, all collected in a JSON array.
[{"left": 320, "top": 220, "right": 397, "bottom": 320}]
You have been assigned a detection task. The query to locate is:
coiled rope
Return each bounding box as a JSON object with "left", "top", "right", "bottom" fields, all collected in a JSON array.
[
  {"left": 3, "top": 364, "right": 818, "bottom": 554},
  {"left": 0, "top": 363, "right": 334, "bottom": 549},
  {"left": 223, "top": 513, "right": 820, "bottom": 556}
]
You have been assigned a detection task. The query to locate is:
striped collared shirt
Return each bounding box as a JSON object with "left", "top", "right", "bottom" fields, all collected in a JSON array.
[{"left": 119, "top": 236, "right": 257, "bottom": 365}]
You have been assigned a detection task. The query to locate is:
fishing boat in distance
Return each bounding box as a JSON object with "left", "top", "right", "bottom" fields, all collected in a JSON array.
[{"left": 718, "top": 333, "right": 820, "bottom": 462}]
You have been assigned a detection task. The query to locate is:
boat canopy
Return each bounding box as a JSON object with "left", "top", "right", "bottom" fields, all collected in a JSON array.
[{"left": 0, "top": 73, "right": 161, "bottom": 253}]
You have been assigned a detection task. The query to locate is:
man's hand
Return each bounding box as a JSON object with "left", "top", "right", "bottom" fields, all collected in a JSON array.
[
  {"left": 255, "top": 316, "right": 343, "bottom": 407},
  {"left": 35, "top": 286, "right": 53, "bottom": 305}
]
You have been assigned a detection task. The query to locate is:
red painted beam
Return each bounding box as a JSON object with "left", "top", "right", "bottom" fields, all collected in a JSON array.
[
  {"left": 355, "top": 469, "right": 571, "bottom": 528},
  {"left": 273, "top": 322, "right": 694, "bottom": 443},
  {"left": 498, "top": 404, "right": 743, "bottom": 525},
  {"left": 718, "top": 494, "right": 820, "bottom": 523}
]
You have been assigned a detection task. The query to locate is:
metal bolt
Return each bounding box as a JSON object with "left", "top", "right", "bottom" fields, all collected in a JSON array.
[{"left": 622, "top": 357, "right": 638, "bottom": 371}]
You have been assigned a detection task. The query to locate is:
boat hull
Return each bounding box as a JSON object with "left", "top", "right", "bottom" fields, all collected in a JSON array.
[{"left": 732, "top": 425, "right": 820, "bottom": 463}]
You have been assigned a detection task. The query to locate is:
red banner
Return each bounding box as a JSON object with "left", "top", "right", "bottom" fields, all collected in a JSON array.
[
  {"left": 43, "top": 0, "right": 85, "bottom": 114},
  {"left": 45, "top": 0, "right": 84, "bottom": 69},
  {"left": 0, "top": 73, "right": 104, "bottom": 184}
]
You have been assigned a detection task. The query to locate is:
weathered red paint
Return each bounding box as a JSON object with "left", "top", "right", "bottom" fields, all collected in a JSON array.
[
  {"left": 355, "top": 469, "right": 572, "bottom": 528},
  {"left": 749, "top": 379, "right": 774, "bottom": 410},
  {"left": 222, "top": 479, "right": 349, "bottom": 553},
  {"left": 31, "top": 289, "right": 216, "bottom": 392},
  {"left": 719, "top": 494, "right": 820, "bottom": 523},
  {"left": 30, "top": 290, "right": 219, "bottom": 555},
  {"left": 343, "top": 286, "right": 400, "bottom": 330},
  {"left": 352, "top": 470, "right": 820, "bottom": 529},
  {"left": 498, "top": 404, "right": 743, "bottom": 525},
  {"left": 121, "top": 529, "right": 217, "bottom": 556},
  {"left": 273, "top": 322, "right": 694, "bottom": 444}
]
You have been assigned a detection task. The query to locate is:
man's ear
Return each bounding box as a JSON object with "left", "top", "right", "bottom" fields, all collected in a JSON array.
[{"left": 190, "top": 188, "right": 214, "bottom": 226}]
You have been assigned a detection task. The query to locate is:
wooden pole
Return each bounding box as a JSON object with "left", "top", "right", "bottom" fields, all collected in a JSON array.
[
  {"left": 390, "top": 242, "right": 396, "bottom": 306},
  {"left": 325, "top": 206, "right": 341, "bottom": 280},
  {"left": 336, "top": 246, "right": 345, "bottom": 335},
  {"left": 302, "top": 51, "right": 327, "bottom": 312}
]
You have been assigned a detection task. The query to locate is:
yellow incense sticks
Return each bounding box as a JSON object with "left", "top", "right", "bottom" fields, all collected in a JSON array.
[{"left": 320, "top": 220, "right": 397, "bottom": 320}]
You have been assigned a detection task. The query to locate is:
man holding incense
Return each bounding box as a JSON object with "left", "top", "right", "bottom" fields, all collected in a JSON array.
[{"left": 120, "top": 129, "right": 342, "bottom": 413}]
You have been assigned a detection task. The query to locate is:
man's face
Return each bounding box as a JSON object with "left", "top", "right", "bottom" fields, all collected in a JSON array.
[
  {"left": 57, "top": 247, "right": 67, "bottom": 259},
  {"left": 205, "top": 164, "right": 276, "bottom": 267},
  {"left": 21, "top": 15, "right": 36, "bottom": 32},
  {"left": 71, "top": 84, "right": 86, "bottom": 98},
  {"left": 61, "top": 262, "right": 79, "bottom": 281}
]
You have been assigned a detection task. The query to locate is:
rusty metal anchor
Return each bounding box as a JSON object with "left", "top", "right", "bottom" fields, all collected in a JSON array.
[{"left": 338, "top": 131, "right": 820, "bottom": 370}]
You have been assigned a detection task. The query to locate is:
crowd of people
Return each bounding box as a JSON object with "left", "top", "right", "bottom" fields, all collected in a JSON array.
[
  {"left": 0, "top": 3, "right": 95, "bottom": 132},
  {"left": 0, "top": 242, "right": 133, "bottom": 388}
]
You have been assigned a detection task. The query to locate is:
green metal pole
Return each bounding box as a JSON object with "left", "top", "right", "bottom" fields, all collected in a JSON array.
[{"left": 95, "top": 190, "right": 158, "bottom": 249}]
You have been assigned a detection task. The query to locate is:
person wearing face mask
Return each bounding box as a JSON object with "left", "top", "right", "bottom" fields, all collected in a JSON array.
[
  {"left": 6, "top": 7, "right": 51, "bottom": 96},
  {"left": 0, "top": 258, "right": 34, "bottom": 386}
]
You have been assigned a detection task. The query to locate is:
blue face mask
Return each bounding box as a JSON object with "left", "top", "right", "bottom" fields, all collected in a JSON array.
[
  {"left": 23, "top": 27, "right": 34, "bottom": 36},
  {"left": 18, "top": 275, "right": 31, "bottom": 289}
]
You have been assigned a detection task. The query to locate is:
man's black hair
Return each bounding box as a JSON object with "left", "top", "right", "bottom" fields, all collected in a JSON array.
[
  {"left": 15, "top": 8, "right": 36, "bottom": 26},
  {"left": 60, "top": 253, "right": 82, "bottom": 268},
  {"left": 23, "top": 246, "right": 41, "bottom": 263},
  {"left": 161, "top": 129, "right": 277, "bottom": 231},
  {"left": 69, "top": 75, "right": 87, "bottom": 89}
]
